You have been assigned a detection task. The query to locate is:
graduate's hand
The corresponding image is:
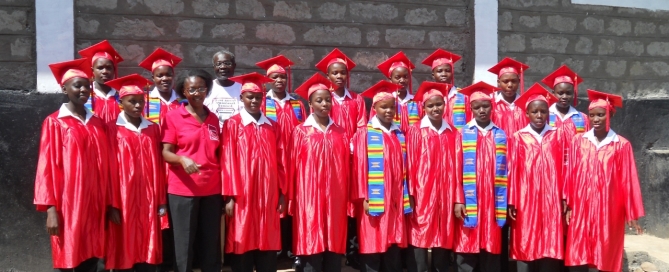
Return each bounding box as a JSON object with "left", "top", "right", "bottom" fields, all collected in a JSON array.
[
  {"left": 508, "top": 205, "right": 517, "bottom": 221},
  {"left": 277, "top": 194, "right": 286, "bottom": 214},
  {"left": 628, "top": 220, "right": 643, "bottom": 235},
  {"left": 158, "top": 204, "right": 168, "bottom": 217},
  {"left": 454, "top": 203, "right": 466, "bottom": 220},
  {"left": 179, "top": 156, "right": 201, "bottom": 175},
  {"left": 225, "top": 198, "right": 235, "bottom": 217},
  {"left": 562, "top": 200, "right": 568, "bottom": 214},
  {"left": 565, "top": 210, "right": 572, "bottom": 225},
  {"left": 46, "top": 206, "right": 59, "bottom": 236},
  {"left": 363, "top": 199, "right": 370, "bottom": 216},
  {"left": 107, "top": 206, "right": 121, "bottom": 225}
]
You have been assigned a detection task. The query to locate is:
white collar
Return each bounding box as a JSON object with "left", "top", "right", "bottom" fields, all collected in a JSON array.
[
  {"left": 549, "top": 103, "right": 580, "bottom": 120},
  {"left": 240, "top": 108, "right": 272, "bottom": 126},
  {"left": 447, "top": 85, "right": 458, "bottom": 99},
  {"left": 371, "top": 115, "right": 401, "bottom": 133},
  {"left": 267, "top": 90, "right": 293, "bottom": 102},
  {"left": 495, "top": 92, "right": 519, "bottom": 108},
  {"left": 520, "top": 124, "right": 556, "bottom": 143},
  {"left": 582, "top": 129, "right": 620, "bottom": 149},
  {"left": 332, "top": 88, "right": 353, "bottom": 101},
  {"left": 93, "top": 85, "right": 117, "bottom": 99},
  {"left": 394, "top": 91, "right": 414, "bottom": 105},
  {"left": 302, "top": 114, "right": 334, "bottom": 133},
  {"left": 57, "top": 103, "right": 94, "bottom": 124},
  {"left": 116, "top": 112, "right": 153, "bottom": 133},
  {"left": 466, "top": 120, "right": 497, "bottom": 136},
  {"left": 419, "top": 116, "right": 451, "bottom": 134},
  {"left": 149, "top": 87, "right": 178, "bottom": 104}
]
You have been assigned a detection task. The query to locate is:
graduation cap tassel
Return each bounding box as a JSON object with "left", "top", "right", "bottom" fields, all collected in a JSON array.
[
  {"left": 573, "top": 75, "right": 579, "bottom": 107},
  {"left": 605, "top": 97, "right": 610, "bottom": 132},
  {"left": 287, "top": 66, "right": 292, "bottom": 95},
  {"left": 520, "top": 66, "right": 525, "bottom": 94},
  {"left": 409, "top": 68, "right": 413, "bottom": 95}
]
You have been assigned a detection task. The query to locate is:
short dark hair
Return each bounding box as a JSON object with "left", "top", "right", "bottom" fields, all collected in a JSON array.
[{"left": 175, "top": 69, "right": 214, "bottom": 99}]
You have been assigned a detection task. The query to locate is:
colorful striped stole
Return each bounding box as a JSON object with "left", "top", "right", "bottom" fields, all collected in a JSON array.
[
  {"left": 145, "top": 96, "right": 186, "bottom": 125},
  {"left": 452, "top": 91, "right": 467, "bottom": 129},
  {"left": 265, "top": 98, "right": 304, "bottom": 122},
  {"left": 461, "top": 124, "right": 508, "bottom": 227},
  {"left": 549, "top": 112, "right": 586, "bottom": 133},
  {"left": 395, "top": 101, "right": 420, "bottom": 128},
  {"left": 366, "top": 123, "right": 412, "bottom": 216}
]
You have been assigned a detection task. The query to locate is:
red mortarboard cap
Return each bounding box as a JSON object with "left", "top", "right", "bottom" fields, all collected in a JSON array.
[
  {"left": 49, "top": 58, "right": 92, "bottom": 86},
  {"left": 105, "top": 74, "right": 152, "bottom": 98},
  {"left": 377, "top": 51, "right": 415, "bottom": 78},
  {"left": 78, "top": 40, "right": 124, "bottom": 66},
  {"left": 587, "top": 89, "right": 623, "bottom": 131},
  {"left": 458, "top": 81, "right": 499, "bottom": 102},
  {"left": 315, "top": 48, "right": 356, "bottom": 74},
  {"left": 361, "top": 81, "right": 402, "bottom": 106},
  {"left": 488, "top": 57, "right": 529, "bottom": 77},
  {"left": 256, "top": 55, "right": 294, "bottom": 76},
  {"left": 514, "top": 83, "right": 558, "bottom": 110},
  {"left": 414, "top": 82, "right": 451, "bottom": 104},
  {"left": 139, "top": 48, "right": 182, "bottom": 72},
  {"left": 294, "top": 73, "right": 332, "bottom": 100},
  {"left": 229, "top": 72, "right": 274, "bottom": 94},
  {"left": 542, "top": 65, "right": 583, "bottom": 106},
  {"left": 421, "top": 48, "right": 462, "bottom": 70}
]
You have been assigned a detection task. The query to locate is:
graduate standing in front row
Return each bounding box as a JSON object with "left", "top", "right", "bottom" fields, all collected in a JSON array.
[
  {"left": 406, "top": 82, "right": 462, "bottom": 272},
  {"left": 453, "top": 82, "right": 507, "bottom": 272},
  {"left": 352, "top": 81, "right": 412, "bottom": 272},
  {"left": 564, "top": 90, "right": 644, "bottom": 272},
  {"left": 103, "top": 74, "right": 168, "bottom": 272},
  {"left": 139, "top": 48, "right": 184, "bottom": 126},
  {"left": 288, "top": 73, "right": 352, "bottom": 272},
  {"left": 78, "top": 40, "right": 124, "bottom": 125},
  {"left": 35, "top": 59, "right": 113, "bottom": 271},
  {"left": 422, "top": 49, "right": 471, "bottom": 129},
  {"left": 376, "top": 52, "right": 422, "bottom": 133},
  {"left": 507, "top": 84, "right": 564, "bottom": 272},
  {"left": 222, "top": 73, "right": 284, "bottom": 272}
]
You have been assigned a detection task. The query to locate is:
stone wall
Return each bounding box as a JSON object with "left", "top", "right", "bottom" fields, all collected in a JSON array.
[{"left": 0, "top": 0, "right": 35, "bottom": 90}]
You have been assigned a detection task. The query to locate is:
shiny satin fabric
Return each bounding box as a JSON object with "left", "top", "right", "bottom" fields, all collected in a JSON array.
[
  {"left": 34, "top": 113, "right": 112, "bottom": 269},
  {"left": 454, "top": 130, "right": 504, "bottom": 254},
  {"left": 92, "top": 96, "right": 122, "bottom": 126},
  {"left": 493, "top": 101, "right": 528, "bottom": 137},
  {"left": 221, "top": 115, "right": 284, "bottom": 254},
  {"left": 564, "top": 134, "right": 644, "bottom": 271},
  {"left": 287, "top": 124, "right": 351, "bottom": 255},
  {"left": 406, "top": 124, "right": 462, "bottom": 249},
  {"left": 330, "top": 91, "right": 367, "bottom": 137},
  {"left": 551, "top": 112, "right": 590, "bottom": 168},
  {"left": 507, "top": 130, "right": 564, "bottom": 261},
  {"left": 352, "top": 129, "right": 408, "bottom": 254},
  {"left": 104, "top": 123, "right": 166, "bottom": 269}
]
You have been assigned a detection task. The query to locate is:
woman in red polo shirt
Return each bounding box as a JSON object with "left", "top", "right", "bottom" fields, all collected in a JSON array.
[{"left": 162, "top": 69, "right": 222, "bottom": 272}]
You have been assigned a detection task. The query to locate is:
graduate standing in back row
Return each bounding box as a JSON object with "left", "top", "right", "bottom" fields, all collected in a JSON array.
[
  {"left": 139, "top": 48, "right": 184, "bottom": 126},
  {"left": 78, "top": 40, "right": 124, "bottom": 125},
  {"left": 489, "top": 57, "right": 530, "bottom": 136},
  {"left": 422, "top": 49, "right": 471, "bottom": 129},
  {"left": 376, "top": 52, "right": 422, "bottom": 133}
]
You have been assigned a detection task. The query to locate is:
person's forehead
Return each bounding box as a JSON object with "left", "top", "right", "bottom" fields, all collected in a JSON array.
[
  {"left": 554, "top": 82, "right": 574, "bottom": 90},
  {"left": 214, "top": 53, "right": 234, "bottom": 61},
  {"left": 93, "top": 58, "right": 114, "bottom": 66},
  {"left": 433, "top": 64, "right": 452, "bottom": 71}
]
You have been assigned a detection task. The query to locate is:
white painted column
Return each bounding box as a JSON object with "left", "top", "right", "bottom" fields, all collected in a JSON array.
[
  {"left": 473, "top": 0, "right": 498, "bottom": 85},
  {"left": 35, "top": 0, "right": 75, "bottom": 93}
]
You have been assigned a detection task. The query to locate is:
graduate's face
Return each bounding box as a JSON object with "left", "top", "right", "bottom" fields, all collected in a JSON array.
[
  {"left": 62, "top": 77, "right": 91, "bottom": 105},
  {"left": 327, "top": 63, "right": 348, "bottom": 89},
  {"left": 432, "top": 64, "right": 453, "bottom": 84},
  {"left": 471, "top": 100, "right": 492, "bottom": 124},
  {"left": 390, "top": 67, "right": 410, "bottom": 90},
  {"left": 241, "top": 92, "right": 263, "bottom": 114},
  {"left": 588, "top": 107, "right": 607, "bottom": 132},
  {"left": 497, "top": 73, "right": 519, "bottom": 99},
  {"left": 374, "top": 99, "right": 396, "bottom": 125},
  {"left": 92, "top": 58, "right": 115, "bottom": 84},
  {"left": 553, "top": 83, "right": 575, "bottom": 109},
  {"left": 309, "top": 89, "right": 332, "bottom": 117},
  {"left": 152, "top": 66, "right": 175, "bottom": 93},
  {"left": 268, "top": 72, "right": 287, "bottom": 93},
  {"left": 423, "top": 96, "right": 445, "bottom": 121},
  {"left": 182, "top": 76, "right": 208, "bottom": 107},
  {"left": 526, "top": 101, "right": 549, "bottom": 129},
  {"left": 212, "top": 53, "right": 236, "bottom": 81},
  {"left": 120, "top": 94, "right": 146, "bottom": 119}
]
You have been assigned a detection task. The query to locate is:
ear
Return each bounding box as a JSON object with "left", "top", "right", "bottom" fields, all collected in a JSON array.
[{"left": 61, "top": 84, "right": 67, "bottom": 95}]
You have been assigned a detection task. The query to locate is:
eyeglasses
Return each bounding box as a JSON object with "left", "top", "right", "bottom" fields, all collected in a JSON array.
[
  {"left": 186, "top": 87, "right": 208, "bottom": 95},
  {"left": 214, "top": 61, "right": 234, "bottom": 67}
]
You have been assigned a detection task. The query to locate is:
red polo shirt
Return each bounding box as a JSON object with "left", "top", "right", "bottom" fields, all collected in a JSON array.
[{"left": 162, "top": 104, "right": 222, "bottom": 196}]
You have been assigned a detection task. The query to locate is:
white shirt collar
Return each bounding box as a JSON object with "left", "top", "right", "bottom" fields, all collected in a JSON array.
[
  {"left": 92, "top": 85, "right": 117, "bottom": 99},
  {"left": 549, "top": 103, "right": 580, "bottom": 120},
  {"left": 267, "top": 90, "right": 294, "bottom": 104},
  {"left": 447, "top": 85, "right": 458, "bottom": 99},
  {"left": 57, "top": 103, "right": 94, "bottom": 124},
  {"left": 239, "top": 108, "right": 272, "bottom": 126},
  {"left": 466, "top": 120, "right": 497, "bottom": 136},
  {"left": 371, "top": 115, "right": 401, "bottom": 133},
  {"left": 520, "top": 124, "right": 556, "bottom": 143},
  {"left": 116, "top": 112, "right": 153, "bottom": 133},
  {"left": 302, "top": 114, "right": 334, "bottom": 133},
  {"left": 394, "top": 91, "right": 414, "bottom": 105},
  {"left": 332, "top": 88, "right": 353, "bottom": 102},
  {"left": 419, "top": 116, "right": 451, "bottom": 134},
  {"left": 149, "top": 87, "right": 178, "bottom": 104},
  {"left": 582, "top": 129, "right": 620, "bottom": 149},
  {"left": 495, "top": 92, "right": 519, "bottom": 109}
]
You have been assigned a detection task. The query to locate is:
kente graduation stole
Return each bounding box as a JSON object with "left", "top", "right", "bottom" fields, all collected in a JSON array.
[
  {"left": 145, "top": 96, "right": 185, "bottom": 124},
  {"left": 452, "top": 92, "right": 467, "bottom": 129},
  {"left": 549, "top": 112, "right": 586, "bottom": 133},
  {"left": 265, "top": 98, "right": 304, "bottom": 122},
  {"left": 84, "top": 92, "right": 121, "bottom": 113},
  {"left": 395, "top": 101, "right": 420, "bottom": 127},
  {"left": 461, "top": 125, "right": 508, "bottom": 227},
  {"left": 366, "top": 123, "right": 412, "bottom": 216}
]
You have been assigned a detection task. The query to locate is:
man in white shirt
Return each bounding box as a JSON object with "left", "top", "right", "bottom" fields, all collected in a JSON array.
[{"left": 204, "top": 50, "right": 244, "bottom": 124}]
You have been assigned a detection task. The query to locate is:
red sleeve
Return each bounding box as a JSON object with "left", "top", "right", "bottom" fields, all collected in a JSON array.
[
  {"left": 406, "top": 125, "right": 420, "bottom": 197},
  {"left": 105, "top": 124, "right": 122, "bottom": 209},
  {"left": 274, "top": 123, "right": 287, "bottom": 196},
  {"left": 33, "top": 117, "right": 61, "bottom": 211},
  {"left": 352, "top": 129, "right": 368, "bottom": 201},
  {"left": 162, "top": 112, "right": 177, "bottom": 144},
  {"left": 620, "top": 141, "right": 645, "bottom": 221},
  {"left": 356, "top": 95, "right": 367, "bottom": 129},
  {"left": 454, "top": 131, "right": 465, "bottom": 204},
  {"left": 564, "top": 137, "right": 579, "bottom": 203},
  {"left": 153, "top": 126, "right": 167, "bottom": 206},
  {"left": 286, "top": 127, "right": 304, "bottom": 216},
  {"left": 507, "top": 134, "right": 518, "bottom": 206},
  {"left": 221, "top": 119, "right": 242, "bottom": 197}
]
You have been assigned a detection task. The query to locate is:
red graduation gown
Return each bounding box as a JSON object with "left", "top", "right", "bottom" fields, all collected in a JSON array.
[
  {"left": 330, "top": 90, "right": 367, "bottom": 138},
  {"left": 91, "top": 94, "right": 121, "bottom": 126},
  {"left": 406, "top": 122, "right": 462, "bottom": 249},
  {"left": 551, "top": 110, "right": 590, "bottom": 168},
  {"left": 352, "top": 128, "right": 408, "bottom": 254},
  {"left": 564, "top": 133, "right": 644, "bottom": 272},
  {"left": 221, "top": 114, "right": 284, "bottom": 254},
  {"left": 263, "top": 97, "right": 306, "bottom": 192},
  {"left": 104, "top": 120, "right": 166, "bottom": 269},
  {"left": 493, "top": 99, "right": 527, "bottom": 136},
  {"left": 454, "top": 128, "right": 504, "bottom": 254},
  {"left": 34, "top": 112, "right": 112, "bottom": 269},
  {"left": 369, "top": 99, "right": 424, "bottom": 134},
  {"left": 507, "top": 128, "right": 564, "bottom": 261},
  {"left": 287, "top": 122, "right": 351, "bottom": 255}
]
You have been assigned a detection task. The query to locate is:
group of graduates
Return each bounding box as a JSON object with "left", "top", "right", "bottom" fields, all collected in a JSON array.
[{"left": 34, "top": 40, "right": 645, "bottom": 272}]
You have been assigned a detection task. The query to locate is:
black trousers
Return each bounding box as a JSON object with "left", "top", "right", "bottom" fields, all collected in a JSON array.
[
  {"left": 406, "top": 246, "right": 452, "bottom": 272},
  {"left": 280, "top": 216, "right": 293, "bottom": 256},
  {"left": 360, "top": 244, "right": 402, "bottom": 272},
  {"left": 229, "top": 249, "right": 278, "bottom": 272},
  {"left": 500, "top": 223, "right": 510, "bottom": 272},
  {"left": 455, "top": 251, "right": 501, "bottom": 272},
  {"left": 168, "top": 194, "right": 222, "bottom": 272},
  {"left": 346, "top": 217, "right": 360, "bottom": 267},
  {"left": 115, "top": 263, "right": 158, "bottom": 272},
  {"left": 54, "top": 257, "right": 100, "bottom": 272},
  {"left": 300, "top": 251, "right": 343, "bottom": 272},
  {"left": 516, "top": 258, "right": 562, "bottom": 272},
  {"left": 567, "top": 265, "right": 597, "bottom": 272}
]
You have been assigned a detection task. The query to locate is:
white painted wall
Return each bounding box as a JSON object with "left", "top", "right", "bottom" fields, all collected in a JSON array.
[
  {"left": 35, "top": 0, "right": 75, "bottom": 93},
  {"left": 473, "top": 0, "right": 499, "bottom": 86},
  {"left": 572, "top": 0, "right": 669, "bottom": 11}
]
